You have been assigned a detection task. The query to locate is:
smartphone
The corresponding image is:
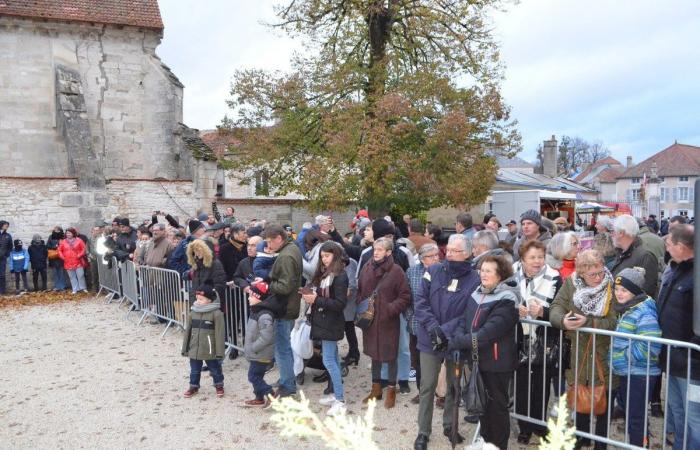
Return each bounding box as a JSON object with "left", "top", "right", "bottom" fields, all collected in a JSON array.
[{"left": 565, "top": 314, "right": 578, "bottom": 321}]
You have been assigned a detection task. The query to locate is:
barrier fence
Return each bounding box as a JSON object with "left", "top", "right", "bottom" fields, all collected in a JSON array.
[{"left": 98, "top": 263, "right": 698, "bottom": 449}]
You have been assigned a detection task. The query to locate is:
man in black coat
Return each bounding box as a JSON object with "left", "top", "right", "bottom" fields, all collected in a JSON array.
[
  {"left": 0, "top": 220, "right": 13, "bottom": 295},
  {"left": 115, "top": 218, "right": 137, "bottom": 262},
  {"left": 219, "top": 223, "right": 248, "bottom": 281},
  {"left": 233, "top": 235, "right": 262, "bottom": 289},
  {"left": 658, "top": 224, "right": 698, "bottom": 448}
]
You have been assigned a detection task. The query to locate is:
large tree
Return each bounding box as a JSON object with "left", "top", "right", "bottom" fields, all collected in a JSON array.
[{"left": 222, "top": 0, "right": 520, "bottom": 213}]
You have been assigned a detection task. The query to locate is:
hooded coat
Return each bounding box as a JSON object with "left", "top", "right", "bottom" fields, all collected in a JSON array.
[
  {"left": 181, "top": 302, "right": 225, "bottom": 361},
  {"left": 9, "top": 245, "right": 30, "bottom": 272},
  {"left": 449, "top": 279, "right": 521, "bottom": 372},
  {"left": 28, "top": 238, "right": 48, "bottom": 271},
  {"left": 186, "top": 239, "right": 227, "bottom": 306},
  {"left": 358, "top": 255, "right": 411, "bottom": 362}
]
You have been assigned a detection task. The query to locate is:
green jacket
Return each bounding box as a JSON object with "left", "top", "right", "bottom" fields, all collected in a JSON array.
[
  {"left": 269, "top": 237, "right": 303, "bottom": 320},
  {"left": 638, "top": 226, "right": 666, "bottom": 274},
  {"left": 550, "top": 277, "right": 617, "bottom": 387},
  {"left": 181, "top": 307, "right": 225, "bottom": 361}
]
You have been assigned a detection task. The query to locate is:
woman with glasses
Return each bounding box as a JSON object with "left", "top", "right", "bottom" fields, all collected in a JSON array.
[
  {"left": 512, "top": 240, "right": 563, "bottom": 444},
  {"left": 550, "top": 249, "right": 617, "bottom": 450}
]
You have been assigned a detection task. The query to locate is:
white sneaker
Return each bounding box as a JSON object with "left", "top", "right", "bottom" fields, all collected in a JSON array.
[
  {"left": 319, "top": 394, "right": 336, "bottom": 406},
  {"left": 327, "top": 400, "right": 346, "bottom": 416}
]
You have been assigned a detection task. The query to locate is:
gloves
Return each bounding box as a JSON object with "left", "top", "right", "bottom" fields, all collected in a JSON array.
[{"left": 429, "top": 326, "right": 448, "bottom": 352}]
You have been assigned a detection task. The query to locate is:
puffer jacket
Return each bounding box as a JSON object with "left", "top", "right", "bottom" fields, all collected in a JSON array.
[
  {"left": 309, "top": 271, "right": 348, "bottom": 341},
  {"left": 58, "top": 238, "right": 86, "bottom": 270},
  {"left": 9, "top": 248, "right": 30, "bottom": 272},
  {"left": 28, "top": 240, "right": 48, "bottom": 271},
  {"left": 449, "top": 279, "right": 521, "bottom": 372},
  {"left": 244, "top": 306, "right": 277, "bottom": 363},
  {"left": 186, "top": 239, "right": 227, "bottom": 306},
  {"left": 611, "top": 296, "right": 661, "bottom": 376},
  {"left": 181, "top": 303, "right": 225, "bottom": 361},
  {"left": 414, "top": 260, "right": 480, "bottom": 358}
]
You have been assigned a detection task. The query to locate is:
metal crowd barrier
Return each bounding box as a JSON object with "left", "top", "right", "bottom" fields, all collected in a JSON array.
[
  {"left": 137, "top": 265, "right": 188, "bottom": 336},
  {"left": 222, "top": 284, "right": 249, "bottom": 355},
  {"left": 120, "top": 260, "right": 139, "bottom": 315},
  {"left": 96, "top": 256, "right": 121, "bottom": 302},
  {"left": 510, "top": 318, "right": 700, "bottom": 450}
]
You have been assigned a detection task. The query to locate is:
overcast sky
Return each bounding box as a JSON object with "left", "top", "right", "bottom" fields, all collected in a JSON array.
[{"left": 157, "top": 0, "right": 700, "bottom": 164}]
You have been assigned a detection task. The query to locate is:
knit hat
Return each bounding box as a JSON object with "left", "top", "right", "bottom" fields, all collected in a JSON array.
[
  {"left": 32, "top": 234, "right": 42, "bottom": 242},
  {"left": 615, "top": 267, "right": 646, "bottom": 296},
  {"left": 188, "top": 219, "right": 205, "bottom": 234},
  {"left": 119, "top": 217, "right": 130, "bottom": 227},
  {"left": 520, "top": 209, "right": 542, "bottom": 227},
  {"left": 197, "top": 212, "right": 209, "bottom": 222},
  {"left": 357, "top": 217, "right": 371, "bottom": 230},
  {"left": 13, "top": 239, "right": 22, "bottom": 248},
  {"left": 372, "top": 218, "right": 395, "bottom": 239},
  {"left": 195, "top": 284, "right": 217, "bottom": 301}
]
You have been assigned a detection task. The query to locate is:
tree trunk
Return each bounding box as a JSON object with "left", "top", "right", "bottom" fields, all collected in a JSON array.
[{"left": 365, "top": 1, "right": 393, "bottom": 116}]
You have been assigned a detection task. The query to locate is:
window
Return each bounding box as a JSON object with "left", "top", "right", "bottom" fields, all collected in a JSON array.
[
  {"left": 678, "top": 210, "right": 688, "bottom": 217},
  {"left": 254, "top": 170, "right": 270, "bottom": 196},
  {"left": 631, "top": 177, "right": 641, "bottom": 184},
  {"left": 679, "top": 176, "right": 689, "bottom": 182},
  {"left": 632, "top": 189, "right": 641, "bottom": 201},
  {"left": 659, "top": 187, "right": 667, "bottom": 202},
  {"left": 679, "top": 187, "right": 689, "bottom": 202},
  {"left": 659, "top": 176, "right": 665, "bottom": 183}
]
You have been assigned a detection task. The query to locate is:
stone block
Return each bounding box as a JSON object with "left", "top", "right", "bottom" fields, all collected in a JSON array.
[{"left": 59, "top": 192, "right": 85, "bottom": 207}]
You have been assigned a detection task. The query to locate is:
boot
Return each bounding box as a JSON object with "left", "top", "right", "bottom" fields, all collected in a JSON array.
[
  {"left": 362, "top": 383, "right": 383, "bottom": 404},
  {"left": 384, "top": 385, "right": 396, "bottom": 409}
]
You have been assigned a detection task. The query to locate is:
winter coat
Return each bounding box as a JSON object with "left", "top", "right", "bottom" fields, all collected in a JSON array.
[
  {"left": 609, "top": 237, "right": 658, "bottom": 298},
  {"left": 47, "top": 233, "right": 64, "bottom": 269},
  {"left": 611, "top": 296, "right": 662, "bottom": 376},
  {"left": 309, "top": 271, "right": 348, "bottom": 341},
  {"left": 414, "top": 260, "right": 480, "bottom": 358},
  {"left": 244, "top": 308, "right": 276, "bottom": 363},
  {"left": 143, "top": 236, "right": 174, "bottom": 268},
  {"left": 168, "top": 236, "right": 193, "bottom": 276},
  {"left": 114, "top": 228, "right": 137, "bottom": 262},
  {"left": 512, "top": 231, "right": 553, "bottom": 262},
  {"left": 342, "top": 258, "right": 359, "bottom": 322},
  {"left": 268, "top": 237, "right": 303, "bottom": 321},
  {"left": 0, "top": 231, "right": 12, "bottom": 259},
  {"left": 219, "top": 238, "right": 247, "bottom": 281},
  {"left": 186, "top": 239, "right": 227, "bottom": 306},
  {"left": 449, "top": 279, "right": 521, "bottom": 372},
  {"left": 550, "top": 276, "right": 617, "bottom": 387},
  {"left": 358, "top": 255, "right": 411, "bottom": 362},
  {"left": 9, "top": 248, "right": 30, "bottom": 272},
  {"left": 638, "top": 226, "right": 666, "bottom": 274},
  {"left": 28, "top": 240, "right": 48, "bottom": 271},
  {"left": 657, "top": 258, "right": 699, "bottom": 379},
  {"left": 233, "top": 256, "right": 254, "bottom": 288},
  {"left": 58, "top": 238, "right": 86, "bottom": 270},
  {"left": 181, "top": 304, "right": 225, "bottom": 361}
]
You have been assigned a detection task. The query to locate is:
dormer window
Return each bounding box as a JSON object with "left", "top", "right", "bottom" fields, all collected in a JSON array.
[{"left": 631, "top": 177, "right": 641, "bottom": 184}]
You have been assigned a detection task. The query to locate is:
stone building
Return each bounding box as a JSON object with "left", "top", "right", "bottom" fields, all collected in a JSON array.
[{"left": 0, "top": 0, "right": 218, "bottom": 242}]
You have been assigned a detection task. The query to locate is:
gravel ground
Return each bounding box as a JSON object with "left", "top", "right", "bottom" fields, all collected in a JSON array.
[{"left": 0, "top": 296, "right": 485, "bottom": 450}]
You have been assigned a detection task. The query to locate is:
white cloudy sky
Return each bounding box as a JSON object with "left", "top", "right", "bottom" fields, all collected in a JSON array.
[{"left": 157, "top": 0, "right": 700, "bottom": 164}]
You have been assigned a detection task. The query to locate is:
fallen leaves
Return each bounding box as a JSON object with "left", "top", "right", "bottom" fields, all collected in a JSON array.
[{"left": 0, "top": 290, "right": 95, "bottom": 309}]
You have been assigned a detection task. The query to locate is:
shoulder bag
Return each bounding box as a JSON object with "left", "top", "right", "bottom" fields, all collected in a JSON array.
[
  {"left": 462, "top": 294, "right": 489, "bottom": 416},
  {"left": 354, "top": 271, "right": 389, "bottom": 330},
  {"left": 567, "top": 333, "right": 607, "bottom": 415}
]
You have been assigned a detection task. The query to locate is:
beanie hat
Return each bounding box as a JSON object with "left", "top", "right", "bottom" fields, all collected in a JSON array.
[
  {"left": 615, "top": 267, "right": 646, "bottom": 296},
  {"left": 13, "top": 239, "right": 22, "bottom": 248},
  {"left": 197, "top": 212, "right": 209, "bottom": 222},
  {"left": 119, "top": 217, "right": 130, "bottom": 227},
  {"left": 32, "top": 234, "right": 42, "bottom": 242},
  {"left": 540, "top": 217, "right": 555, "bottom": 235},
  {"left": 520, "top": 209, "right": 542, "bottom": 227},
  {"left": 372, "top": 218, "right": 395, "bottom": 239},
  {"left": 357, "top": 217, "right": 371, "bottom": 230},
  {"left": 188, "top": 219, "right": 205, "bottom": 235},
  {"left": 195, "top": 284, "right": 217, "bottom": 301}
]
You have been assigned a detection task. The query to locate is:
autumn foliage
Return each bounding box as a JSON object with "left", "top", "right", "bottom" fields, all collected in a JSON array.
[{"left": 222, "top": 0, "right": 521, "bottom": 213}]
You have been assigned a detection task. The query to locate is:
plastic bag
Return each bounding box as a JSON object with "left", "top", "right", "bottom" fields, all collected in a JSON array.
[{"left": 290, "top": 319, "right": 313, "bottom": 375}]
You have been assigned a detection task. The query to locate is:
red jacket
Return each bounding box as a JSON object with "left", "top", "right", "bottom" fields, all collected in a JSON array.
[{"left": 58, "top": 238, "right": 86, "bottom": 270}]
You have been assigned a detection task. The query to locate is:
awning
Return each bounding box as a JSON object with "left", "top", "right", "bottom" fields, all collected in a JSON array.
[{"left": 576, "top": 202, "right": 616, "bottom": 213}]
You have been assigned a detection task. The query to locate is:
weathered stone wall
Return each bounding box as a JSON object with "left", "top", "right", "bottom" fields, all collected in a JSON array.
[
  {"left": 0, "top": 17, "right": 192, "bottom": 180},
  {"left": 0, "top": 177, "right": 198, "bottom": 243}
]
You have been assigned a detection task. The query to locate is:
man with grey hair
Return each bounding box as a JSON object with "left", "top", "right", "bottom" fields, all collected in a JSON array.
[
  {"left": 610, "top": 214, "right": 658, "bottom": 297},
  {"left": 471, "top": 230, "right": 512, "bottom": 268},
  {"left": 454, "top": 213, "right": 475, "bottom": 240},
  {"left": 143, "top": 223, "right": 174, "bottom": 268},
  {"left": 413, "top": 233, "right": 480, "bottom": 449}
]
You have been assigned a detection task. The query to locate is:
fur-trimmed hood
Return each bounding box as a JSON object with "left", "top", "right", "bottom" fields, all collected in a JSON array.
[{"left": 186, "top": 238, "right": 215, "bottom": 268}]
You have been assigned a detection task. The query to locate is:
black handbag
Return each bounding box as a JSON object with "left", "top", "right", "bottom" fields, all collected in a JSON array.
[{"left": 463, "top": 334, "right": 488, "bottom": 416}]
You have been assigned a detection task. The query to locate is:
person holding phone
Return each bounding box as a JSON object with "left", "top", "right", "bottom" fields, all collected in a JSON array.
[{"left": 550, "top": 249, "right": 617, "bottom": 450}]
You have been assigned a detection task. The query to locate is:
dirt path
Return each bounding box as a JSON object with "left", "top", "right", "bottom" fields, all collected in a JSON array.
[{"left": 0, "top": 297, "right": 487, "bottom": 450}]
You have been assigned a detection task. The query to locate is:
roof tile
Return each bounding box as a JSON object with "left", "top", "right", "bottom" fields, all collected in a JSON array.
[{"left": 618, "top": 143, "right": 700, "bottom": 178}]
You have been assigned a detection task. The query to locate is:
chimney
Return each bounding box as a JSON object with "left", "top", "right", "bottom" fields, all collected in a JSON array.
[
  {"left": 626, "top": 156, "right": 633, "bottom": 168},
  {"left": 542, "top": 135, "right": 557, "bottom": 177}
]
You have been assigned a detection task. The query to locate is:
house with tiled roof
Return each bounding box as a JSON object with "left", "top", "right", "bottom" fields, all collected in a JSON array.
[
  {"left": 0, "top": 0, "right": 218, "bottom": 240},
  {"left": 573, "top": 156, "right": 625, "bottom": 202},
  {"left": 614, "top": 142, "right": 699, "bottom": 219}
]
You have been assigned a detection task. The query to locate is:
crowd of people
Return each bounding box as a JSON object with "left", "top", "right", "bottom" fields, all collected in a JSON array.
[{"left": 0, "top": 207, "right": 696, "bottom": 449}]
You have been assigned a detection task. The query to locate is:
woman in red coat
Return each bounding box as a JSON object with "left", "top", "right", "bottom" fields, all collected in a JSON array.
[
  {"left": 58, "top": 227, "right": 87, "bottom": 294},
  {"left": 358, "top": 237, "right": 411, "bottom": 409}
]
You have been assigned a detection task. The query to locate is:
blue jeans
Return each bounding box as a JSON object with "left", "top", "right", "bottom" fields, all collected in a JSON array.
[
  {"left": 274, "top": 319, "right": 296, "bottom": 395},
  {"left": 322, "top": 340, "right": 344, "bottom": 402},
  {"left": 52, "top": 265, "right": 66, "bottom": 290},
  {"left": 617, "top": 374, "right": 659, "bottom": 446},
  {"left": 189, "top": 359, "right": 223, "bottom": 387},
  {"left": 67, "top": 267, "right": 86, "bottom": 292},
  {"left": 667, "top": 376, "right": 700, "bottom": 450},
  {"left": 248, "top": 360, "right": 273, "bottom": 400},
  {"left": 381, "top": 314, "right": 410, "bottom": 381}
]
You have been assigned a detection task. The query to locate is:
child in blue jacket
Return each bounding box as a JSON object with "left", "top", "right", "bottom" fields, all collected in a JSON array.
[{"left": 9, "top": 239, "right": 30, "bottom": 292}]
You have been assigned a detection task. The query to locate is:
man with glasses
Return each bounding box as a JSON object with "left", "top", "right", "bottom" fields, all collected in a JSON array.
[
  {"left": 413, "top": 234, "right": 480, "bottom": 450},
  {"left": 610, "top": 215, "right": 658, "bottom": 298}
]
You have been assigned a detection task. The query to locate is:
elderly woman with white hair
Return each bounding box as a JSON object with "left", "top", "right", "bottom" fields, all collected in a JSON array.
[
  {"left": 609, "top": 214, "right": 658, "bottom": 298},
  {"left": 546, "top": 231, "right": 579, "bottom": 279}
]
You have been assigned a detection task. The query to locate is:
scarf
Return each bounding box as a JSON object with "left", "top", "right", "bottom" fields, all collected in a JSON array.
[
  {"left": 319, "top": 273, "right": 334, "bottom": 298},
  {"left": 572, "top": 269, "right": 613, "bottom": 317},
  {"left": 191, "top": 301, "right": 220, "bottom": 313},
  {"left": 514, "top": 262, "right": 559, "bottom": 335}
]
